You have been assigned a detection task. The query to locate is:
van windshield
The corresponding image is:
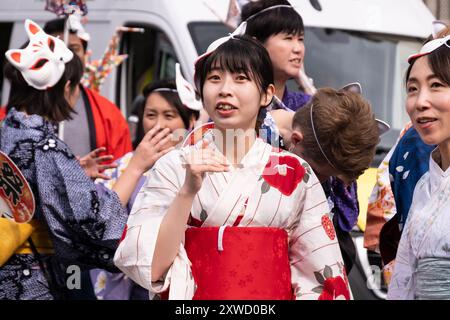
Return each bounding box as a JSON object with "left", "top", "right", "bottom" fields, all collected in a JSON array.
[{"left": 189, "top": 22, "right": 423, "bottom": 159}]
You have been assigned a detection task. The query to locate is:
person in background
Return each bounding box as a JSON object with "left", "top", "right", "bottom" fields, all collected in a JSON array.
[
  {"left": 0, "top": 20, "right": 166, "bottom": 300},
  {"left": 289, "top": 86, "right": 381, "bottom": 273},
  {"left": 388, "top": 29, "right": 450, "bottom": 299},
  {"left": 90, "top": 80, "right": 199, "bottom": 300},
  {"left": 241, "top": 0, "right": 313, "bottom": 111},
  {"left": 42, "top": 18, "right": 132, "bottom": 161}
]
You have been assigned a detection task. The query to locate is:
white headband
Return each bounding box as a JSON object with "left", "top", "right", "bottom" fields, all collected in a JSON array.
[
  {"left": 244, "top": 4, "right": 294, "bottom": 22},
  {"left": 5, "top": 19, "right": 74, "bottom": 90}
]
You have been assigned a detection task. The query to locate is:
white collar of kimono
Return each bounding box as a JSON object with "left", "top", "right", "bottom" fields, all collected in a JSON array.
[
  {"left": 429, "top": 148, "right": 450, "bottom": 179},
  {"left": 5, "top": 19, "right": 73, "bottom": 90}
]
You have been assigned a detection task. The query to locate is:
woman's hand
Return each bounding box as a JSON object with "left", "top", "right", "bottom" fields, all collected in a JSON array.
[
  {"left": 180, "top": 139, "right": 230, "bottom": 196},
  {"left": 77, "top": 147, "right": 117, "bottom": 180},
  {"left": 129, "top": 125, "right": 175, "bottom": 174}
]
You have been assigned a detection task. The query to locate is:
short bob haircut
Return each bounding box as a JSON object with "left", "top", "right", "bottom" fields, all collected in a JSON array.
[
  {"left": 4, "top": 53, "right": 83, "bottom": 123},
  {"left": 132, "top": 80, "right": 200, "bottom": 148},
  {"left": 292, "top": 88, "right": 379, "bottom": 182},
  {"left": 240, "top": 0, "right": 304, "bottom": 43},
  {"left": 406, "top": 28, "right": 450, "bottom": 89},
  {"left": 194, "top": 35, "right": 274, "bottom": 100}
]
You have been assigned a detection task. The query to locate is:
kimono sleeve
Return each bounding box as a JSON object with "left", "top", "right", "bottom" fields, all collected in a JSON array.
[
  {"left": 113, "top": 151, "right": 182, "bottom": 292},
  {"left": 34, "top": 144, "right": 128, "bottom": 270},
  {"left": 287, "top": 173, "right": 351, "bottom": 300},
  {"left": 386, "top": 211, "right": 417, "bottom": 300}
]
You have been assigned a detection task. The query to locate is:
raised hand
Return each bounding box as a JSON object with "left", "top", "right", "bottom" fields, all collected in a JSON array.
[
  {"left": 181, "top": 139, "right": 230, "bottom": 196},
  {"left": 77, "top": 147, "right": 118, "bottom": 180},
  {"left": 129, "top": 125, "right": 175, "bottom": 174}
]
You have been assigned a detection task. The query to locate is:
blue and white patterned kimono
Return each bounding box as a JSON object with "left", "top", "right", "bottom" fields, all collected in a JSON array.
[{"left": 0, "top": 108, "right": 127, "bottom": 300}]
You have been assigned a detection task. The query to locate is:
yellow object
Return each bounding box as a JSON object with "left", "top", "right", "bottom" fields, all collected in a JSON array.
[
  {"left": 356, "top": 168, "right": 378, "bottom": 232},
  {"left": 0, "top": 218, "right": 54, "bottom": 266}
]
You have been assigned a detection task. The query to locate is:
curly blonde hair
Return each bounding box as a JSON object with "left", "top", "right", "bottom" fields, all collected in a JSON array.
[{"left": 292, "top": 88, "right": 379, "bottom": 181}]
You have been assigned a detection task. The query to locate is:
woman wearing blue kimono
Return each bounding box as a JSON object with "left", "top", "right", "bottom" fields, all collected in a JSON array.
[{"left": 0, "top": 19, "right": 169, "bottom": 300}]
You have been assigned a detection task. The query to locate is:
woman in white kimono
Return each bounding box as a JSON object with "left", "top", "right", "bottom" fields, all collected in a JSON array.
[
  {"left": 114, "top": 31, "right": 350, "bottom": 300},
  {"left": 387, "top": 33, "right": 450, "bottom": 299}
]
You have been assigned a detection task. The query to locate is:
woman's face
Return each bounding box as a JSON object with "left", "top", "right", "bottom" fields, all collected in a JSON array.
[
  {"left": 202, "top": 68, "right": 272, "bottom": 132},
  {"left": 406, "top": 56, "right": 450, "bottom": 146},
  {"left": 143, "top": 92, "right": 187, "bottom": 147},
  {"left": 264, "top": 32, "right": 305, "bottom": 83}
]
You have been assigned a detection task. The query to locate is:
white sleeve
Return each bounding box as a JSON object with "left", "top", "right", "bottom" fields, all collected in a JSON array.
[
  {"left": 113, "top": 151, "right": 183, "bottom": 293},
  {"left": 387, "top": 211, "right": 417, "bottom": 300}
]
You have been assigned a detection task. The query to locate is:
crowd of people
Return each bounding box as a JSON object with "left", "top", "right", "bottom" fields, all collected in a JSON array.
[{"left": 1, "top": 0, "right": 449, "bottom": 300}]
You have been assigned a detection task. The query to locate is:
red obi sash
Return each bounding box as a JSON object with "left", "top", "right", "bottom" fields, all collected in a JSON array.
[{"left": 184, "top": 226, "right": 294, "bottom": 300}]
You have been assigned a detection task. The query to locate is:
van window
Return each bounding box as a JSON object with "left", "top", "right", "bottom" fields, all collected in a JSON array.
[
  {"left": 188, "top": 22, "right": 230, "bottom": 55},
  {"left": 116, "top": 24, "right": 179, "bottom": 118},
  {"left": 0, "top": 22, "right": 13, "bottom": 106}
]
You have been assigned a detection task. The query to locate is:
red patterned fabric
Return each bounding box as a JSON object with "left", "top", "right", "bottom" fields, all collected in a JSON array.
[
  {"left": 262, "top": 155, "right": 305, "bottom": 196},
  {"left": 184, "top": 227, "right": 293, "bottom": 300}
]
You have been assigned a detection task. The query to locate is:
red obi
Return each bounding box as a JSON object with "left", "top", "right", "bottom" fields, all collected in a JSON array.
[{"left": 184, "top": 226, "right": 293, "bottom": 300}]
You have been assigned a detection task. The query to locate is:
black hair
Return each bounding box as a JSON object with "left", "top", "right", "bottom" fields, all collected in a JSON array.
[
  {"left": 405, "top": 41, "right": 450, "bottom": 88},
  {"left": 194, "top": 35, "right": 274, "bottom": 99},
  {"left": 132, "top": 80, "right": 200, "bottom": 148},
  {"left": 240, "top": 0, "right": 304, "bottom": 43},
  {"left": 43, "top": 18, "right": 88, "bottom": 52},
  {"left": 4, "top": 54, "right": 83, "bottom": 122}
]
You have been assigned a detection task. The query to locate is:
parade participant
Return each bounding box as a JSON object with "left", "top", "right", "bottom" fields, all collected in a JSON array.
[
  {"left": 241, "top": 0, "right": 312, "bottom": 111},
  {"left": 42, "top": 18, "right": 132, "bottom": 161},
  {"left": 240, "top": 2, "right": 362, "bottom": 270},
  {"left": 364, "top": 22, "right": 448, "bottom": 283},
  {"left": 114, "top": 32, "right": 350, "bottom": 300},
  {"left": 0, "top": 19, "right": 168, "bottom": 300},
  {"left": 90, "top": 79, "right": 199, "bottom": 300},
  {"left": 289, "top": 85, "right": 382, "bottom": 273},
  {"left": 387, "top": 30, "right": 450, "bottom": 299}
]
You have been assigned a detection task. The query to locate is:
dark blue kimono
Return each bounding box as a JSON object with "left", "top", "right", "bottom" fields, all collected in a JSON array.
[{"left": 0, "top": 108, "right": 127, "bottom": 299}]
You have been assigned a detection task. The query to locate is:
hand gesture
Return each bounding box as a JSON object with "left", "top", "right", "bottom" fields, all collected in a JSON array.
[
  {"left": 129, "top": 125, "right": 175, "bottom": 174},
  {"left": 181, "top": 139, "right": 230, "bottom": 196},
  {"left": 77, "top": 147, "right": 118, "bottom": 180}
]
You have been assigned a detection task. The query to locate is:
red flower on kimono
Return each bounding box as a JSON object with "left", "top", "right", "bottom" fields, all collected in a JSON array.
[
  {"left": 318, "top": 276, "right": 351, "bottom": 300},
  {"left": 313, "top": 265, "right": 350, "bottom": 300},
  {"left": 321, "top": 215, "right": 336, "bottom": 240},
  {"left": 262, "top": 155, "right": 305, "bottom": 196}
]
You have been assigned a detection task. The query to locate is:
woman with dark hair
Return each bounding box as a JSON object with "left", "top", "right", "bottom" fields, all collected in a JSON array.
[
  {"left": 387, "top": 31, "right": 450, "bottom": 300},
  {"left": 114, "top": 33, "right": 350, "bottom": 300},
  {"left": 90, "top": 79, "right": 199, "bottom": 300},
  {"left": 0, "top": 19, "right": 165, "bottom": 300},
  {"left": 241, "top": 0, "right": 312, "bottom": 111}
]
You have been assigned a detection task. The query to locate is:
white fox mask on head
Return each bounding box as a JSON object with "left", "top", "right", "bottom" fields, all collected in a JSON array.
[
  {"left": 5, "top": 19, "right": 74, "bottom": 90},
  {"left": 175, "top": 63, "right": 202, "bottom": 111}
]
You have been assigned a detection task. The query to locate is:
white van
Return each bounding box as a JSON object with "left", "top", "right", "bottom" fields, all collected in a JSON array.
[
  {"left": 0, "top": 0, "right": 435, "bottom": 299},
  {"left": 0, "top": 0, "right": 434, "bottom": 135}
]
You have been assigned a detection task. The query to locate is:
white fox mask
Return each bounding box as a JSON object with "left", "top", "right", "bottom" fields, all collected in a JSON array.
[
  {"left": 175, "top": 63, "right": 202, "bottom": 111},
  {"left": 5, "top": 19, "right": 74, "bottom": 90}
]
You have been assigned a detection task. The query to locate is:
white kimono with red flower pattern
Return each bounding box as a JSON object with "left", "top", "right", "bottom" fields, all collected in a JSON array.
[{"left": 114, "top": 134, "right": 351, "bottom": 300}]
